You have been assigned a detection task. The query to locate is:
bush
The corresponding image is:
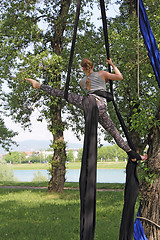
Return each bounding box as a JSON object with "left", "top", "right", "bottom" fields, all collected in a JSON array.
[
  {"left": 0, "top": 162, "right": 14, "bottom": 181},
  {"left": 32, "top": 171, "right": 48, "bottom": 182}
]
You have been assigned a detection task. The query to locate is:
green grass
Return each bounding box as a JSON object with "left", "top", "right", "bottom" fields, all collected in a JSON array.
[
  {"left": 0, "top": 187, "right": 137, "bottom": 240},
  {"left": 0, "top": 181, "right": 48, "bottom": 187},
  {"left": 11, "top": 161, "right": 126, "bottom": 170},
  {"left": 11, "top": 163, "right": 49, "bottom": 170},
  {"left": 64, "top": 182, "right": 125, "bottom": 190},
  {"left": 97, "top": 161, "right": 126, "bottom": 169}
]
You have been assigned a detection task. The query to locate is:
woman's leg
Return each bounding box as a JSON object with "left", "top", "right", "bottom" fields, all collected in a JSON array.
[
  {"left": 40, "top": 84, "right": 131, "bottom": 153},
  {"left": 25, "top": 79, "right": 84, "bottom": 110},
  {"left": 40, "top": 84, "right": 84, "bottom": 110},
  {"left": 26, "top": 80, "right": 135, "bottom": 157},
  {"left": 97, "top": 103, "right": 131, "bottom": 153}
]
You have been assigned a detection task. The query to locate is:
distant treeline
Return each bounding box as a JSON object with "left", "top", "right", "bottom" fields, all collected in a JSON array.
[
  {"left": 2, "top": 144, "right": 127, "bottom": 164},
  {"left": 67, "top": 144, "right": 127, "bottom": 162},
  {"left": 3, "top": 151, "right": 50, "bottom": 164}
]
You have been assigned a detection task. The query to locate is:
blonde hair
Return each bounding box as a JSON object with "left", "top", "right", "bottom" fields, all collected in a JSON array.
[{"left": 80, "top": 58, "right": 93, "bottom": 90}]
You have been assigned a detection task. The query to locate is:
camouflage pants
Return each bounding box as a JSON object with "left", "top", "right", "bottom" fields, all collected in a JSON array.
[{"left": 40, "top": 84, "right": 131, "bottom": 152}]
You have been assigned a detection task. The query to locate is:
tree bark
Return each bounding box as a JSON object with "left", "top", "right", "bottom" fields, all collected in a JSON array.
[{"left": 139, "top": 123, "right": 160, "bottom": 239}]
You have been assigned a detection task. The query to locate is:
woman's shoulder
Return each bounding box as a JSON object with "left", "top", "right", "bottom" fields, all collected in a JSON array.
[
  {"left": 98, "top": 70, "right": 107, "bottom": 75},
  {"left": 97, "top": 70, "right": 109, "bottom": 82}
]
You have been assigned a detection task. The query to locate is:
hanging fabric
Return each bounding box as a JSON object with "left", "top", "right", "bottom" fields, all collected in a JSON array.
[
  {"left": 64, "top": 0, "right": 81, "bottom": 100},
  {"left": 136, "top": 0, "right": 160, "bottom": 88},
  {"left": 119, "top": 160, "right": 139, "bottom": 240},
  {"left": 134, "top": 210, "right": 148, "bottom": 240},
  {"left": 79, "top": 95, "right": 98, "bottom": 240}
]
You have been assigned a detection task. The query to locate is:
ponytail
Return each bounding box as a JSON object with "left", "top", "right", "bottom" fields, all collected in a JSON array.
[{"left": 81, "top": 58, "right": 93, "bottom": 90}]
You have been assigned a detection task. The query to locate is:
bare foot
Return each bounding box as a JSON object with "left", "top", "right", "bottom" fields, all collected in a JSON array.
[
  {"left": 131, "top": 158, "right": 137, "bottom": 162},
  {"left": 26, "top": 78, "right": 41, "bottom": 89},
  {"left": 127, "top": 150, "right": 141, "bottom": 162}
]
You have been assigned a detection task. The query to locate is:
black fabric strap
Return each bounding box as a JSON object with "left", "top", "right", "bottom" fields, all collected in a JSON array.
[
  {"left": 92, "top": 90, "right": 114, "bottom": 102},
  {"left": 112, "top": 101, "right": 136, "bottom": 151},
  {"left": 64, "top": 0, "right": 81, "bottom": 100},
  {"left": 80, "top": 95, "right": 98, "bottom": 240},
  {"left": 119, "top": 160, "right": 139, "bottom": 240}
]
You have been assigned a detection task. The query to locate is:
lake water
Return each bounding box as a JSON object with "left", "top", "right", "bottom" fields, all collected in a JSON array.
[{"left": 14, "top": 169, "right": 126, "bottom": 183}]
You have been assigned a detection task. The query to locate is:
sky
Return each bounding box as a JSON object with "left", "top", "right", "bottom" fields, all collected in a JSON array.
[{"left": 3, "top": 1, "right": 119, "bottom": 146}]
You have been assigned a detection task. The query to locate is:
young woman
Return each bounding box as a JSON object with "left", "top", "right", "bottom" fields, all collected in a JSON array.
[{"left": 26, "top": 58, "right": 141, "bottom": 161}]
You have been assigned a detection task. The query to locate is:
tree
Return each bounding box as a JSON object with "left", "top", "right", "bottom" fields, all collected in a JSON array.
[
  {"left": 27, "top": 152, "right": 43, "bottom": 163},
  {"left": 98, "top": 145, "right": 115, "bottom": 161},
  {"left": 0, "top": 0, "right": 97, "bottom": 192},
  {"left": 0, "top": 157, "right": 14, "bottom": 181},
  {"left": 97, "top": 144, "right": 127, "bottom": 161},
  {"left": 0, "top": 117, "right": 17, "bottom": 152},
  {"left": 106, "top": 0, "right": 160, "bottom": 238},
  {"left": 67, "top": 149, "right": 74, "bottom": 162},
  {"left": 4, "top": 151, "right": 26, "bottom": 164},
  {"left": 77, "top": 148, "right": 83, "bottom": 162}
]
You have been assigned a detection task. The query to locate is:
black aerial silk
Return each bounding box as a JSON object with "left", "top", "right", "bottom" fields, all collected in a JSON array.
[
  {"left": 119, "top": 160, "right": 139, "bottom": 240},
  {"left": 79, "top": 95, "right": 98, "bottom": 240}
]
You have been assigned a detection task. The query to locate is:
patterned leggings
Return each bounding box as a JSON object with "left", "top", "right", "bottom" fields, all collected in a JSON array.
[{"left": 40, "top": 84, "right": 131, "bottom": 152}]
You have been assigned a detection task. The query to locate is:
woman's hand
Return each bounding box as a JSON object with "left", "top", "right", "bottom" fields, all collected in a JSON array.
[{"left": 106, "top": 58, "right": 114, "bottom": 67}]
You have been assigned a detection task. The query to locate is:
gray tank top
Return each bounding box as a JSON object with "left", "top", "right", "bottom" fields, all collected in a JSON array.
[{"left": 81, "top": 72, "right": 107, "bottom": 105}]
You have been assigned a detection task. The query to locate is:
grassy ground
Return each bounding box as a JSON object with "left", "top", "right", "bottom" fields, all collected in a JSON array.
[
  {"left": 0, "top": 186, "right": 138, "bottom": 240},
  {"left": 11, "top": 161, "right": 127, "bottom": 170}
]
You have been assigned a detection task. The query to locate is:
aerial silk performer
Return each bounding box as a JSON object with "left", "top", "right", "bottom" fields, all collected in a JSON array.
[{"left": 26, "top": 57, "right": 141, "bottom": 240}]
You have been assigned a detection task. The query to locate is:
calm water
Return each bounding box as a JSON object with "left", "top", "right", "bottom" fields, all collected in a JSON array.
[{"left": 14, "top": 169, "right": 126, "bottom": 183}]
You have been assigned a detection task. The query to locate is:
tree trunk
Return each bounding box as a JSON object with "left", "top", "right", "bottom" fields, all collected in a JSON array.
[
  {"left": 139, "top": 125, "right": 160, "bottom": 239},
  {"left": 48, "top": 0, "right": 72, "bottom": 192},
  {"left": 48, "top": 107, "right": 66, "bottom": 192}
]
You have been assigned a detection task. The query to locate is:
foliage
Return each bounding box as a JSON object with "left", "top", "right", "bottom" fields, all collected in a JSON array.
[
  {"left": 32, "top": 170, "right": 48, "bottom": 182},
  {"left": 66, "top": 149, "right": 74, "bottom": 162},
  {"left": 4, "top": 52, "right": 63, "bottom": 129},
  {"left": 0, "top": 117, "right": 18, "bottom": 151},
  {"left": 26, "top": 151, "right": 45, "bottom": 163},
  {"left": 4, "top": 151, "right": 50, "bottom": 164},
  {"left": 130, "top": 100, "right": 160, "bottom": 138},
  {"left": 106, "top": 0, "right": 160, "bottom": 152},
  {"left": 1, "top": 0, "right": 160, "bottom": 193},
  {"left": 0, "top": 158, "right": 14, "bottom": 181},
  {"left": 138, "top": 161, "right": 158, "bottom": 186},
  {"left": 4, "top": 151, "right": 26, "bottom": 164},
  {"left": 77, "top": 144, "right": 127, "bottom": 162},
  {"left": 77, "top": 148, "right": 83, "bottom": 161},
  {"left": 0, "top": 0, "right": 99, "bottom": 191}
]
